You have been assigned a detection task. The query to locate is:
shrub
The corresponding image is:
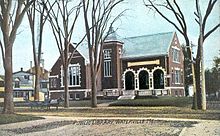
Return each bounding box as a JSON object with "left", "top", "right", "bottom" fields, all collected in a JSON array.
[{"left": 109, "top": 96, "right": 192, "bottom": 107}]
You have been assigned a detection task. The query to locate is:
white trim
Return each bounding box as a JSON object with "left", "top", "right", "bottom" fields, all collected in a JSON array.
[
  {"left": 171, "top": 46, "right": 180, "bottom": 51},
  {"left": 174, "top": 67, "right": 180, "bottom": 70},
  {"left": 103, "top": 49, "right": 112, "bottom": 77},
  {"left": 49, "top": 89, "right": 91, "bottom": 93},
  {"left": 122, "top": 68, "right": 136, "bottom": 90},
  {"left": 166, "top": 87, "right": 185, "bottom": 89},
  {"left": 104, "top": 59, "right": 112, "bottom": 77},
  {"left": 103, "top": 49, "right": 112, "bottom": 59},
  {"left": 152, "top": 66, "right": 166, "bottom": 89},
  {"left": 151, "top": 66, "right": 166, "bottom": 74},
  {"left": 68, "top": 85, "right": 81, "bottom": 87},
  {"left": 174, "top": 69, "right": 181, "bottom": 84},
  {"left": 103, "top": 88, "right": 119, "bottom": 91},
  {"left": 137, "top": 67, "right": 150, "bottom": 90},
  {"left": 49, "top": 75, "right": 59, "bottom": 78},
  {"left": 172, "top": 48, "right": 180, "bottom": 63},
  {"left": 61, "top": 63, "right": 81, "bottom": 87}
]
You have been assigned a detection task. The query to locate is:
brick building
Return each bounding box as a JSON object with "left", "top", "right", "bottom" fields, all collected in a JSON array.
[{"left": 49, "top": 29, "right": 185, "bottom": 100}]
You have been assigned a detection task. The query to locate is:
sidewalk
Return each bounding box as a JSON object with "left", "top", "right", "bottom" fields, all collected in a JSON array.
[
  {"left": 0, "top": 116, "right": 219, "bottom": 136},
  {"left": 179, "top": 120, "right": 220, "bottom": 136}
]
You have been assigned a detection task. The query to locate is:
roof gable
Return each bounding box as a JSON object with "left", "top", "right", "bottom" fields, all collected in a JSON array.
[
  {"left": 122, "top": 32, "right": 175, "bottom": 59},
  {"left": 73, "top": 43, "right": 89, "bottom": 64},
  {"left": 50, "top": 44, "right": 89, "bottom": 72},
  {"left": 13, "top": 70, "right": 33, "bottom": 75}
]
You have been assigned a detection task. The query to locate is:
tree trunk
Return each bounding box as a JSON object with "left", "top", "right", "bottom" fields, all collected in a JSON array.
[
  {"left": 90, "top": 68, "right": 97, "bottom": 107},
  {"left": 192, "top": 63, "right": 198, "bottom": 110},
  {"left": 89, "top": 52, "right": 97, "bottom": 108},
  {"left": 34, "top": 65, "right": 40, "bottom": 101},
  {"left": 200, "top": 35, "right": 206, "bottom": 111},
  {"left": 201, "top": 45, "right": 206, "bottom": 110},
  {"left": 3, "top": 45, "right": 14, "bottom": 114},
  {"left": 195, "top": 59, "right": 202, "bottom": 109},
  {"left": 63, "top": 65, "right": 69, "bottom": 108}
]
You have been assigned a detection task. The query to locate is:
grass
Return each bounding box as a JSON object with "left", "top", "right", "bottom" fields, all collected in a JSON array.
[
  {"left": 0, "top": 97, "right": 220, "bottom": 125},
  {"left": 109, "top": 96, "right": 193, "bottom": 107},
  {"left": 67, "top": 99, "right": 114, "bottom": 107},
  {"left": 0, "top": 114, "right": 44, "bottom": 125},
  {"left": 16, "top": 106, "right": 220, "bottom": 120}
]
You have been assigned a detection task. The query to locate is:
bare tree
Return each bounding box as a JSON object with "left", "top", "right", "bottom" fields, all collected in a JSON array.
[
  {"left": 144, "top": 0, "right": 220, "bottom": 110},
  {"left": 43, "top": 0, "right": 85, "bottom": 107},
  {"left": 82, "top": 0, "right": 124, "bottom": 107},
  {"left": 194, "top": 0, "right": 220, "bottom": 110},
  {"left": 0, "top": 0, "right": 34, "bottom": 114},
  {"left": 27, "top": 0, "right": 49, "bottom": 101}
]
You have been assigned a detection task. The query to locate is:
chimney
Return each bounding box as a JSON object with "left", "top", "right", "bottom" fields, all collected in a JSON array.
[
  {"left": 41, "top": 53, "right": 45, "bottom": 74},
  {"left": 30, "top": 61, "right": 32, "bottom": 73}
]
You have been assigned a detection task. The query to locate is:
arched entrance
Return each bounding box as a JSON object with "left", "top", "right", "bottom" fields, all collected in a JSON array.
[
  {"left": 139, "top": 70, "right": 149, "bottom": 89},
  {"left": 125, "top": 71, "right": 135, "bottom": 90},
  {"left": 153, "top": 69, "right": 164, "bottom": 89}
]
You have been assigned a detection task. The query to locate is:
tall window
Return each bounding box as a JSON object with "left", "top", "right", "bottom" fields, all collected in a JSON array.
[
  {"left": 69, "top": 64, "right": 80, "bottom": 86},
  {"left": 50, "top": 78, "right": 57, "bottom": 88},
  {"left": 104, "top": 49, "right": 111, "bottom": 59},
  {"left": 174, "top": 70, "right": 180, "bottom": 84},
  {"left": 61, "top": 64, "right": 81, "bottom": 87},
  {"left": 103, "top": 49, "right": 112, "bottom": 77},
  {"left": 172, "top": 48, "right": 180, "bottom": 63}
]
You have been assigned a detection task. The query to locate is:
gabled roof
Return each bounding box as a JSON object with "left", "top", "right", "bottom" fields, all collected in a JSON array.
[
  {"left": 58, "top": 32, "right": 175, "bottom": 66},
  {"left": 74, "top": 43, "right": 90, "bottom": 64},
  {"left": 122, "top": 32, "right": 175, "bottom": 59},
  {"left": 13, "top": 70, "right": 33, "bottom": 75}
]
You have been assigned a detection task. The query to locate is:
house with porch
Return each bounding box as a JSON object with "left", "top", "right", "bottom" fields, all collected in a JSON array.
[
  {"left": 49, "top": 29, "right": 185, "bottom": 100},
  {"left": 13, "top": 68, "right": 35, "bottom": 101},
  {"left": 12, "top": 67, "right": 49, "bottom": 102}
]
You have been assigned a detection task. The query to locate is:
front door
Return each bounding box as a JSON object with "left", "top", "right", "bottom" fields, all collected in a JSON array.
[{"left": 125, "top": 71, "right": 135, "bottom": 90}]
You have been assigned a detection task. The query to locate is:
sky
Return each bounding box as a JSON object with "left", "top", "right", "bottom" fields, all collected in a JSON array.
[{"left": 0, "top": 0, "right": 219, "bottom": 74}]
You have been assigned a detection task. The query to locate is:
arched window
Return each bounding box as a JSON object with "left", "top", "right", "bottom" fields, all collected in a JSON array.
[
  {"left": 139, "top": 70, "right": 149, "bottom": 89},
  {"left": 125, "top": 71, "right": 135, "bottom": 90},
  {"left": 153, "top": 69, "right": 164, "bottom": 89}
]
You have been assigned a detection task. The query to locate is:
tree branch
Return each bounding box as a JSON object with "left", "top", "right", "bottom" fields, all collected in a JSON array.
[
  {"left": 202, "top": 0, "right": 217, "bottom": 35},
  {"left": 145, "top": 0, "right": 184, "bottom": 36},
  {"left": 204, "top": 23, "right": 220, "bottom": 41}
]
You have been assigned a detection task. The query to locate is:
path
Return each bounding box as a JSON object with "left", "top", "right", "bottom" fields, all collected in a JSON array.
[{"left": 0, "top": 116, "right": 219, "bottom": 136}]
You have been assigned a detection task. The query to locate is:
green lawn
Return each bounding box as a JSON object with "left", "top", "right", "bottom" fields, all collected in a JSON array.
[
  {"left": 16, "top": 106, "right": 220, "bottom": 120},
  {"left": 15, "top": 97, "right": 220, "bottom": 120},
  {"left": 0, "top": 97, "right": 220, "bottom": 125},
  {"left": 109, "top": 96, "right": 193, "bottom": 107},
  {"left": 0, "top": 114, "right": 44, "bottom": 125},
  {"left": 67, "top": 99, "right": 114, "bottom": 107}
]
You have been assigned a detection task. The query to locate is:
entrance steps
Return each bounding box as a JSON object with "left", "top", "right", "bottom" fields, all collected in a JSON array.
[
  {"left": 118, "top": 90, "right": 135, "bottom": 100},
  {"left": 118, "top": 95, "right": 135, "bottom": 100}
]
